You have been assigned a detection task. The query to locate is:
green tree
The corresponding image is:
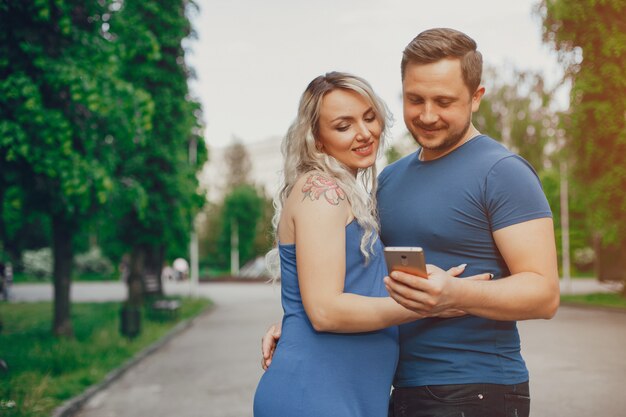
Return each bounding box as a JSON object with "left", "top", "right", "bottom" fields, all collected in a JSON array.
[
  {"left": 385, "top": 146, "right": 403, "bottom": 165},
  {"left": 199, "top": 141, "right": 272, "bottom": 273},
  {"left": 0, "top": 184, "right": 51, "bottom": 262},
  {"left": 540, "top": 167, "right": 592, "bottom": 274},
  {"left": 253, "top": 195, "right": 275, "bottom": 258},
  {"left": 476, "top": 65, "right": 595, "bottom": 276},
  {"left": 101, "top": 0, "right": 206, "bottom": 308},
  {"left": 219, "top": 184, "right": 265, "bottom": 270},
  {"left": 224, "top": 139, "right": 253, "bottom": 189},
  {"left": 538, "top": 0, "right": 626, "bottom": 291},
  {"left": 476, "top": 66, "right": 558, "bottom": 170},
  {"left": 0, "top": 1, "right": 152, "bottom": 336}
]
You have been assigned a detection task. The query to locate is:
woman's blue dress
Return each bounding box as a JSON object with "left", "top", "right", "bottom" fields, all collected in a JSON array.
[{"left": 254, "top": 221, "right": 399, "bottom": 417}]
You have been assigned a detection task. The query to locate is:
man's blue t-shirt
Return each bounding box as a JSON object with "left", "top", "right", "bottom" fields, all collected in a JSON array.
[{"left": 377, "top": 135, "right": 552, "bottom": 387}]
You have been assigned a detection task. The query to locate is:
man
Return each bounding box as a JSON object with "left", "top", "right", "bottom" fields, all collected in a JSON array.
[{"left": 263, "top": 28, "right": 559, "bottom": 417}]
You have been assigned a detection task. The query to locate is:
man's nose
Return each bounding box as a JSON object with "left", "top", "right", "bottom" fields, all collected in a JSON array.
[{"left": 419, "top": 103, "right": 438, "bottom": 124}]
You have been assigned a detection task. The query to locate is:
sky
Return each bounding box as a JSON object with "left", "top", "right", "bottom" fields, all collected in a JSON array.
[{"left": 185, "top": 0, "right": 565, "bottom": 150}]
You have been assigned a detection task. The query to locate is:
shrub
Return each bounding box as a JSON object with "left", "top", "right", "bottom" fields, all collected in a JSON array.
[
  {"left": 74, "top": 247, "right": 114, "bottom": 275},
  {"left": 21, "top": 248, "right": 53, "bottom": 279}
]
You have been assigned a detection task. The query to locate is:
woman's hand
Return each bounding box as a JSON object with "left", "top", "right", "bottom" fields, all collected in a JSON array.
[{"left": 385, "top": 264, "right": 492, "bottom": 316}]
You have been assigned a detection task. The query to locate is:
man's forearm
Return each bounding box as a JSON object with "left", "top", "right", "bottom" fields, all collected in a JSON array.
[{"left": 451, "top": 272, "right": 559, "bottom": 320}]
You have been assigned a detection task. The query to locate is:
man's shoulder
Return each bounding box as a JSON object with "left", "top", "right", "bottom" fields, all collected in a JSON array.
[
  {"left": 474, "top": 136, "right": 541, "bottom": 176},
  {"left": 472, "top": 135, "right": 514, "bottom": 158},
  {"left": 464, "top": 135, "right": 535, "bottom": 172}
]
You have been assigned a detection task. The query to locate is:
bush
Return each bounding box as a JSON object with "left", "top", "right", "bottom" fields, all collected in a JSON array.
[
  {"left": 21, "top": 248, "right": 53, "bottom": 279},
  {"left": 74, "top": 247, "right": 114, "bottom": 275},
  {"left": 573, "top": 247, "right": 595, "bottom": 272}
]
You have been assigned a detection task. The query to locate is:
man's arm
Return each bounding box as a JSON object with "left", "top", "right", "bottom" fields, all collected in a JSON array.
[
  {"left": 261, "top": 322, "right": 282, "bottom": 370},
  {"left": 261, "top": 263, "right": 489, "bottom": 369},
  {"left": 385, "top": 217, "right": 560, "bottom": 321}
]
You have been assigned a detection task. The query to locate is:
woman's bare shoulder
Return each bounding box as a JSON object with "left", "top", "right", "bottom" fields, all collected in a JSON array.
[{"left": 291, "top": 171, "right": 348, "bottom": 207}]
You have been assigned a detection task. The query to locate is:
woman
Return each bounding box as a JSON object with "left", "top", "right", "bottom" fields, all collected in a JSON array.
[{"left": 253, "top": 72, "right": 477, "bottom": 417}]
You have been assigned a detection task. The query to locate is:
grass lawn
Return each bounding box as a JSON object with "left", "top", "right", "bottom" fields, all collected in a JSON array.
[
  {"left": 561, "top": 292, "right": 626, "bottom": 310},
  {"left": 0, "top": 298, "right": 211, "bottom": 417}
]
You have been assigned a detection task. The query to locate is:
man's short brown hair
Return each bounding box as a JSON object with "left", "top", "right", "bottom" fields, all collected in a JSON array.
[{"left": 401, "top": 28, "right": 483, "bottom": 94}]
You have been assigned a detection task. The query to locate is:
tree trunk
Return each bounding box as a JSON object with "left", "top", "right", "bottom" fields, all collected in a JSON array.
[
  {"left": 127, "top": 246, "right": 145, "bottom": 307},
  {"left": 594, "top": 237, "right": 626, "bottom": 297},
  {"left": 52, "top": 215, "right": 74, "bottom": 338},
  {"left": 142, "top": 245, "right": 164, "bottom": 296}
]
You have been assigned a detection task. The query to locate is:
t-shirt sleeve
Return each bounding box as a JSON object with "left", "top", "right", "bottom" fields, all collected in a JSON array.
[{"left": 485, "top": 155, "right": 553, "bottom": 231}]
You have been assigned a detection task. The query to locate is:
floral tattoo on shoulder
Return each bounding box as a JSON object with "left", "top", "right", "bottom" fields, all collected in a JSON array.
[{"left": 301, "top": 174, "right": 347, "bottom": 206}]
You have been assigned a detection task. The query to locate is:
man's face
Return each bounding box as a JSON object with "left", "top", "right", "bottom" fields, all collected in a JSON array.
[{"left": 402, "top": 58, "right": 483, "bottom": 160}]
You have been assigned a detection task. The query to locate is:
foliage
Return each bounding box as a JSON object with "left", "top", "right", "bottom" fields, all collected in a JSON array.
[
  {"left": 476, "top": 66, "right": 560, "bottom": 170},
  {"left": 198, "top": 203, "right": 226, "bottom": 269},
  {"left": 199, "top": 141, "right": 272, "bottom": 273},
  {"left": 475, "top": 64, "right": 597, "bottom": 274},
  {"left": 218, "top": 185, "right": 266, "bottom": 270},
  {"left": 385, "top": 134, "right": 419, "bottom": 162},
  {"left": 21, "top": 248, "right": 53, "bottom": 279},
  {"left": 385, "top": 146, "right": 403, "bottom": 165},
  {"left": 99, "top": 0, "right": 207, "bottom": 267},
  {"left": 73, "top": 247, "right": 114, "bottom": 275},
  {"left": 0, "top": 0, "right": 154, "bottom": 336},
  {"left": 0, "top": 187, "right": 51, "bottom": 262},
  {"left": 253, "top": 196, "right": 275, "bottom": 258},
  {"left": 0, "top": 1, "right": 152, "bottom": 220},
  {"left": 540, "top": 167, "right": 592, "bottom": 274},
  {"left": 538, "top": 0, "right": 626, "bottom": 244},
  {"left": 224, "top": 140, "right": 253, "bottom": 189},
  {"left": 0, "top": 298, "right": 210, "bottom": 417}
]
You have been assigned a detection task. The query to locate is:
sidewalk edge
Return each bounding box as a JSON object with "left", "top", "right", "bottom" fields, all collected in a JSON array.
[
  {"left": 560, "top": 301, "right": 626, "bottom": 314},
  {"left": 50, "top": 304, "right": 216, "bottom": 417}
]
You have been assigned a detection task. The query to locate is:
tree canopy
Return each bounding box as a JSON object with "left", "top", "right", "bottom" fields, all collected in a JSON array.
[
  {"left": 1, "top": 0, "right": 153, "bottom": 336},
  {"left": 1, "top": 0, "right": 206, "bottom": 334},
  {"left": 538, "top": 0, "right": 626, "bottom": 243}
]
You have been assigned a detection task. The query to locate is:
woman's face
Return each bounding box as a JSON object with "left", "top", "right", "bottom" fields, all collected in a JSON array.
[{"left": 316, "top": 89, "right": 382, "bottom": 176}]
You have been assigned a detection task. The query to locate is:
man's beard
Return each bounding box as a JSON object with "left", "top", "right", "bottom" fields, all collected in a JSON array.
[{"left": 412, "top": 116, "right": 471, "bottom": 153}]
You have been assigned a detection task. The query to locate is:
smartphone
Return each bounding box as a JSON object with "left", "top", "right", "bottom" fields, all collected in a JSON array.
[{"left": 384, "top": 247, "right": 427, "bottom": 278}]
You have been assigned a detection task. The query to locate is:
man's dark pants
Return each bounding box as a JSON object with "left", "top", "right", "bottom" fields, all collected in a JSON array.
[{"left": 389, "top": 382, "right": 530, "bottom": 417}]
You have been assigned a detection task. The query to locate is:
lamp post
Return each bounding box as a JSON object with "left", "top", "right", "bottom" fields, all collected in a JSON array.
[
  {"left": 560, "top": 160, "right": 571, "bottom": 294},
  {"left": 230, "top": 216, "right": 239, "bottom": 276}
]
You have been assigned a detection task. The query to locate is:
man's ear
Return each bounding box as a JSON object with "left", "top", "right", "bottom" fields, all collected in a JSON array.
[{"left": 471, "top": 86, "right": 485, "bottom": 112}]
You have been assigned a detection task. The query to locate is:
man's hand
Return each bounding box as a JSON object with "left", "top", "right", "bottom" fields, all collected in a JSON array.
[
  {"left": 261, "top": 322, "right": 282, "bottom": 370},
  {"left": 385, "top": 265, "right": 492, "bottom": 315}
]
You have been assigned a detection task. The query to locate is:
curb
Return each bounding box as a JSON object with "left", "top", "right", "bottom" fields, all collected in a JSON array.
[
  {"left": 50, "top": 304, "right": 215, "bottom": 417},
  {"left": 560, "top": 301, "right": 626, "bottom": 315}
]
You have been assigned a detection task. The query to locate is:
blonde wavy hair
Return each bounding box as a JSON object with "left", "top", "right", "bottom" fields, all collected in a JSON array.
[{"left": 266, "top": 72, "right": 392, "bottom": 278}]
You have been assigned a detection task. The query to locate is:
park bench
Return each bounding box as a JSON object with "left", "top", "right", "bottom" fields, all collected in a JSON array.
[
  {"left": 149, "top": 299, "right": 181, "bottom": 320},
  {"left": 143, "top": 272, "right": 180, "bottom": 320}
]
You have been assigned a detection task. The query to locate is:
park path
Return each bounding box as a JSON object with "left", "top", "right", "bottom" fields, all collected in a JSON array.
[
  {"left": 73, "top": 282, "right": 282, "bottom": 417},
  {"left": 10, "top": 280, "right": 626, "bottom": 417}
]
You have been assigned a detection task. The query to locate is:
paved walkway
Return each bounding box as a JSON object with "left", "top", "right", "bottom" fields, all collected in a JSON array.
[
  {"left": 520, "top": 307, "right": 626, "bottom": 417},
  {"left": 75, "top": 282, "right": 283, "bottom": 417},
  {"left": 9, "top": 279, "right": 626, "bottom": 417}
]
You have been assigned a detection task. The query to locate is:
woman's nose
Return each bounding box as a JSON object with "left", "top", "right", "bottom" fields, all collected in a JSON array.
[{"left": 355, "top": 122, "right": 372, "bottom": 141}]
